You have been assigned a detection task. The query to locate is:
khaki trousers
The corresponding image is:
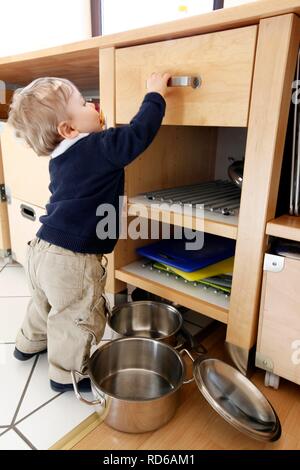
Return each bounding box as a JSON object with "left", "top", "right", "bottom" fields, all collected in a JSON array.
[{"left": 16, "top": 237, "right": 109, "bottom": 384}]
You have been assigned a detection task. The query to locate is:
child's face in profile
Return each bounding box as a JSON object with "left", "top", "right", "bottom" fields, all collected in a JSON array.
[{"left": 58, "top": 87, "right": 103, "bottom": 139}]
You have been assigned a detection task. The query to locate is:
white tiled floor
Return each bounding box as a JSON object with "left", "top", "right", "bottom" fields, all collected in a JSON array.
[
  {"left": 0, "top": 265, "right": 31, "bottom": 297},
  {"left": 0, "top": 297, "right": 30, "bottom": 342},
  {"left": 0, "top": 259, "right": 113, "bottom": 450},
  {"left": 0, "top": 429, "right": 32, "bottom": 450},
  {"left": 16, "top": 390, "right": 97, "bottom": 450}
]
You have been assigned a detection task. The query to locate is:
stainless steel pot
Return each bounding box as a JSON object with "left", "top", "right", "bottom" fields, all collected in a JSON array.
[
  {"left": 72, "top": 338, "right": 281, "bottom": 440},
  {"left": 228, "top": 159, "right": 244, "bottom": 188},
  {"left": 108, "top": 301, "right": 184, "bottom": 348},
  {"left": 72, "top": 337, "right": 191, "bottom": 433}
]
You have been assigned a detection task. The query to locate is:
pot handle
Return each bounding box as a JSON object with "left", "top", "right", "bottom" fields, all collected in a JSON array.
[
  {"left": 71, "top": 370, "right": 106, "bottom": 407},
  {"left": 174, "top": 324, "right": 208, "bottom": 355},
  {"left": 103, "top": 293, "right": 112, "bottom": 320},
  {"left": 174, "top": 324, "right": 192, "bottom": 351},
  {"left": 179, "top": 348, "right": 195, "bottom": 385},
  {"left": 174, "top": 339, "right": 185, "bottom": 350},
  {"left": 174, "top": 326, "right": 208, "bottom": 356}
]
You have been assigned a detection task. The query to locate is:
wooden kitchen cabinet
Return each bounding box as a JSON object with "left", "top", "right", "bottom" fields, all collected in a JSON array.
[
  {"left": 0, "top": 124, "right": 50, "bottom": 208},
  {"left": 256, "top": 253, "right": 300, "bottom": 388},
  {"left": 115, "top": 26, "right": 257, "bottom": 127},
  {"left": 7, "top": 196, "right": 46, "bottom": 265},
  {"left": 0, "top": 0, "right": 300, "bottom": 371}
]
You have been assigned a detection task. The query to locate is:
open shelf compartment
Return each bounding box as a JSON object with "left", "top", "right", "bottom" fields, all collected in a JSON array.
[
  {"left": 115, "top": 259, "right": 229, "bottom": 324},
  {"left": 266, "top": 215, "right": 300, "bottom": 242},
  {"left": 128, "top": 195, "right": 239, "bottom": 240}
]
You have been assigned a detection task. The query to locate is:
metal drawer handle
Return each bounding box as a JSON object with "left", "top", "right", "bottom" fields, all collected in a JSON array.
[
  {"left": 20, "top": 204, "right": 36, "bottom": 221},
  {"left": 167, "top": 76, "right": 201, "bottom": 89}
]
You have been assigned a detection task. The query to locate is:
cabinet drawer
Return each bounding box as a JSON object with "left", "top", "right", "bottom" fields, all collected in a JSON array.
[
  {"left": 116, "top": 26, "right": 257, "bottom": 127},
  {"left": 0, "top": 123, "right": 50, "bottom": 208},
  {"left": 7, "top": 197, "right": 46, "bottom": 266},
  {"left": 257, "top": 254, "right": 300, "bottom": 385}
]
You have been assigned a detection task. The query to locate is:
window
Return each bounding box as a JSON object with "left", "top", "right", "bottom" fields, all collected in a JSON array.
[
  {"left": 0, "top": 0, "right": 91, "bottom": 57},
  {"left": 101, "top": 0, "right": 215, "bottom": 35}
]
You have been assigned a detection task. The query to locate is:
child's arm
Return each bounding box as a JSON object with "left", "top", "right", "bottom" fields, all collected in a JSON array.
[{"left": 100, "top": 72, "right": 170, "bottom": 169}]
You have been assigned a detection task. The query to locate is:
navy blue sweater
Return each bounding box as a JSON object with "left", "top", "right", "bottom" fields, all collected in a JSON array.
[{"left": 36, "top": 92, "right": 166, "bottom": 253}]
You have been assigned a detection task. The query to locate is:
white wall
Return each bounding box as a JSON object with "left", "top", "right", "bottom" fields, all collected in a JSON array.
[
  {"left": 0, "top": 0, "right": 91, "bottom": 57},
  {"left": 102, "top": 0, "right": 214, "bottom": 35},
  {"left": 224, "top": 0, "right": 261, "bottom": 7}
]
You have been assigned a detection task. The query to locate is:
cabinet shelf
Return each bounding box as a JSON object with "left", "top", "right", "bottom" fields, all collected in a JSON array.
[
  {"left": 128, "top": 196, "right": 238, "bottom": 240},
  {"left": 266, "top": 215, "right": 300, "bottom": 242},
  {"left": 115, "top": 259, "right": 229, "bottom": 324}
]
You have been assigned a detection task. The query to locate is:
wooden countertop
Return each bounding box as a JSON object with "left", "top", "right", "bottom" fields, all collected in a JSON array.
[{"left": 0, "top": 0, "right": 300, "bottom": 90}]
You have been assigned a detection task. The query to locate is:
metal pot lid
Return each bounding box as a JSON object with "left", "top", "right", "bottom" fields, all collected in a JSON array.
[{"left": 193, "top": 356, "right": 281, "bottom": 442}]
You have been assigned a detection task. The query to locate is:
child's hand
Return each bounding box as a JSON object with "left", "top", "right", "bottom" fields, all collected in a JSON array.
[{"left": 146, "top": 72, "right": 171, "bottom": 98}]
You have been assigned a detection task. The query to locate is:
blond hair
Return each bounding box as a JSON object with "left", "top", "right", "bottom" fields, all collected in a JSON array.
[{"left": 8, "top": 77, "right": 76, "bottom": 156}]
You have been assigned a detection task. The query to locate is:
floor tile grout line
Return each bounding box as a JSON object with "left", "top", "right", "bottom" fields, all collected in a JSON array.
[
  {"left": 2, "top": 263, "right": 21, "bottom": 265},
  {"left": 13, "top": 427, "right": 37, "bottom": 450},
  {"left": 11, "top": 355, "right": 40, "bottom": 426},
  {"left": 14, "top": 392, "right": 63, "bottom": 427},
  {"left": 1, "top": 260, "right": 97, "bottom": 449},
  {"left": 0, "top": 426, "right": 13, "bottom": 438}
]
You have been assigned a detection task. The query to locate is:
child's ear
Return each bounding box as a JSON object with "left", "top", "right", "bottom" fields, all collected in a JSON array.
[{"left": 57, "top": 121, "right": 79, "bottom": 139}]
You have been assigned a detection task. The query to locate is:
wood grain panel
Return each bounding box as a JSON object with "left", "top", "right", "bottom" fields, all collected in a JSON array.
[
  {"left": 1, "top": 1, "right": 300, "bottom": 90},
  {"left": 0, "top": 201, "right": 11, "bottom": 254},
  {"left": 99, "top": 48, "right": 126, "bottom": 294},
  {"left": 0, "top": 143, "right": 10, "bottom": 256},
  {"left": 0, "top": 123, "right": 50, "bottom": 208},
  {"left": 266, "top": 215, "right": 300, "bottom": 242},
  {"left": 257, "top": 256, "right": 300, "bottom": 385},
  {"left": 0, "top": 138, "right": 11, "bottom": 254},
  {"left": 227, "top": 14, "right": 300, "bottom": 349},
  {"left": 116, "top": 26, "right": 257, "bottom": 127},
  {"left": 0, "top": 49, "right": 100, "bottom": 91},
  {"left": 125, "top": 126, "right": 217, "bottom": 196}
]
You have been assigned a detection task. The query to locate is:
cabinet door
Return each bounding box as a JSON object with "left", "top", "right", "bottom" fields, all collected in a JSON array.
[
  {"left": 7, "top": 196, "right": 46, "bottom": 266},
  {"left": 116, "top": 25, "right": 257, "bottom": 127},
  {"left": 0, "top": 123, "right": 50, "bottom": 208},
  {"left": 257, "top": 255, "right": 300, "bottom": 385}
]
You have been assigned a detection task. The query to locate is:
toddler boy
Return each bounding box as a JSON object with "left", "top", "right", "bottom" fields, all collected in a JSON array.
[{"left": 8, "top": 72, "right": 170, "bottom": 392}]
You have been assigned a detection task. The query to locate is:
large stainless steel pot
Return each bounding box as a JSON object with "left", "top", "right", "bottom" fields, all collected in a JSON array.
[
  {"left": 72, "top": 338, "right": 281, "bottom": 440},
  {"left": 108, "top": 301, "right": 184, "bottom": 348},
  {"left": 72, "top": 337, "right": 191, "bottom": 433}
]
